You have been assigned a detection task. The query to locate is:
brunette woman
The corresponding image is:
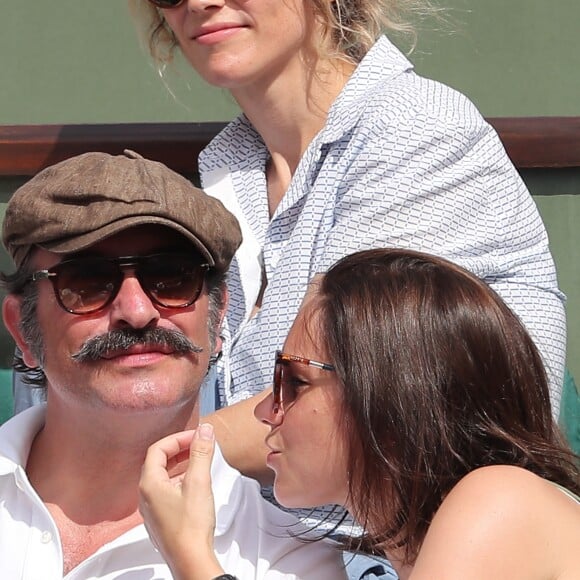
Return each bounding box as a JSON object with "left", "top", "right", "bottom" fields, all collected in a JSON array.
[{"left": 141, "top": 248, "right": 579, "bottom": 580}]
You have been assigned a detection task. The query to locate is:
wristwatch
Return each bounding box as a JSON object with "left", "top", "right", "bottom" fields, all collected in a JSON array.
[{"left": 211, "top": 576, "right": 238, "bottom": 580}]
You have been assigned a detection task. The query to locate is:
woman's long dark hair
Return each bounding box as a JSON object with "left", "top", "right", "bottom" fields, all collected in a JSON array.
[{"left": 317, "top": 248, "right": 579, "bottom": 564}]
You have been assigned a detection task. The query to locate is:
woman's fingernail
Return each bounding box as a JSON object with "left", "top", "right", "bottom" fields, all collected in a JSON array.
[{"left": 198, "top": 423, "right": 214, "bottom": 440}]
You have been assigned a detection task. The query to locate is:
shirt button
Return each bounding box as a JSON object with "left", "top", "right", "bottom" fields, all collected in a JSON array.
[{"left": 40, "top": 531, "right": 52, "bottom": 544}]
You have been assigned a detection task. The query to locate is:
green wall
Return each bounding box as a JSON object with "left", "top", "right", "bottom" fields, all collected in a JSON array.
[
  {"left": 1, "top": 1, "right": 579, "bottom": 123},
  {"left": 1, "top": 1, "right": 579, "bottom": 377},
  {"left": 533, "top": 180, "right": 580, "bottom": 384},
  {"left": 411, "top": 0, "right": 580, "bottom": 116}
]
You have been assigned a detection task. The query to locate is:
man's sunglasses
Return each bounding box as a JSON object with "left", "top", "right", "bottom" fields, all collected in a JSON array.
[
  {"left": 148, "top": 0, "right": 186, "bottom": 9},
  {"left": 272, "top": 350, "right": 335, "bottom": 414},
  {"left": 31, "top": 253, "right": 210, "bottom": 315}
]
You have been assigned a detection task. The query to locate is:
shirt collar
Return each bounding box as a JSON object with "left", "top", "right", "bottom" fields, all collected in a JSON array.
[
  {"left": 200, "top": 36, "right": 413, "bottom": 172},
  {"left": 321, "top": 35, "right": 414, "bottom": 144},
  {"left": 0, "top": 403, "right": 245, "bottom": 538},
  {"left": 0, "top": 404, "right": 46, "bottom": 476}
]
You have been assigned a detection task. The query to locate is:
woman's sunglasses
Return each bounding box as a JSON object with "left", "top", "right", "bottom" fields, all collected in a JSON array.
[
  {"left": 30, "top": 253, "right": 210, "bottom": 315},
  {"left": 148, "top": 0, "right": 186, "bottom": 9},
  {"left": 272, "top": 350, "right": 335, "bottom": 414}
]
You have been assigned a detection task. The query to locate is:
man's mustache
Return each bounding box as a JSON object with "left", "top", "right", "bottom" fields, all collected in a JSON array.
[{"left": 71, "top": 327, "right": 203, "bottom": 362}]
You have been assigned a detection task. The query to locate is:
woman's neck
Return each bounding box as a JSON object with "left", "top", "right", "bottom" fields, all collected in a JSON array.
[
  {"left": 232, "top": 55, "right": 354, "bottom": 216},
  {"left": 232, "top": 55, "right": 355, "bottom": 173}
]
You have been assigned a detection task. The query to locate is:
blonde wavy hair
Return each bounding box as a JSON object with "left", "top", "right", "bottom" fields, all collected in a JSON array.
[{"left": 127, "top": 0, "right": 438, "bottom": 66}]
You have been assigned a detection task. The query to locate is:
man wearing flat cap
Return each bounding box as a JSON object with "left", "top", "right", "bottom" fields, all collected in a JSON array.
[{"left": 0, "top": 151, "right": 344, "bottom": 579}]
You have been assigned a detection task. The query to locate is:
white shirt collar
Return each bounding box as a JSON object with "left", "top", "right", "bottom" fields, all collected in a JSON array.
[{"left": 0, "top": 404, "right": 245, "bottom": 537}]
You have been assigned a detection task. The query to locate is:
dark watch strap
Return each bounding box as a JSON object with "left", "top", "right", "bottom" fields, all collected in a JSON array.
[{"left": 211, "top": 575, "right": 238, "bottom": 580}]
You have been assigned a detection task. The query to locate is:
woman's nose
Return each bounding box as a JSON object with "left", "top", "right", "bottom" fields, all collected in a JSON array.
[
  {"left": 254, "top": 389, "right": 283, "bottom": 426},
  {"left": 184, "top": 0, "right": 226, "bottom": 13}
]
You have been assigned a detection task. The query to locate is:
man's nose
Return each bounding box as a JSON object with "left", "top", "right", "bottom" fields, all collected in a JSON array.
[{"left": 108, "top": 273, "right": 160, "bottom": 329}]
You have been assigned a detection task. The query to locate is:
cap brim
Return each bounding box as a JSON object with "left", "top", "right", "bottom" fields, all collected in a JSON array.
[{"left": 39, "top": 216, "right": 215, "bottom": 266}]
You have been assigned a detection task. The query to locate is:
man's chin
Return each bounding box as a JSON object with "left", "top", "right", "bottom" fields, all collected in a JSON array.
[{"left": 92, "top": 389, "right": 198, "bottom": 415}]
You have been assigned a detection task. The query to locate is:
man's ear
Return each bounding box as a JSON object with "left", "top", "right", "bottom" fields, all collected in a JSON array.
[{"left": 2, "top": 294, "right": 39, "bottom": 368}]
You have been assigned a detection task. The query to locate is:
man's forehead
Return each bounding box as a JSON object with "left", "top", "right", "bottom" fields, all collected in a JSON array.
[
  {"left": 81, "top": 225, "right": 198, "bottom": 255},
  {"left": 29, "top": 225, "right": 201, "bottom": 267}
]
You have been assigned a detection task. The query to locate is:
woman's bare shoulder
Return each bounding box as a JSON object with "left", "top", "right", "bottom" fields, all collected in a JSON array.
[{"left": 409, "top": 465, "right": 580, "bottom": 580}]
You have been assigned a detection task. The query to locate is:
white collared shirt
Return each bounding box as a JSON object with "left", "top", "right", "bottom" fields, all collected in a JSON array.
[{"left": 0, "top": 406, "right": 346, "bottom": 579}]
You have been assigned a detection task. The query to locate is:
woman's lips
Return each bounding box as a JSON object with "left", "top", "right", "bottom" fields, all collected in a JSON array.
[
  {"left": 266, "top": 450, "right": 281, "bottom": 467},
  {"left": 194, "top": 24, "right": 245, "bottom": 45}
]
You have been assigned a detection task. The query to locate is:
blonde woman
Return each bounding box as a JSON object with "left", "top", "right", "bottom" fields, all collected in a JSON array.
[{"left": 127, "top": 0, "right": 564, "bottom": 419}]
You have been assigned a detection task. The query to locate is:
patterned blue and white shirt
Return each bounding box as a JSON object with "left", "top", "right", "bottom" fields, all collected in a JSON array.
[{"left": 199, "top": 35, "right": 566, "bottom": 416}]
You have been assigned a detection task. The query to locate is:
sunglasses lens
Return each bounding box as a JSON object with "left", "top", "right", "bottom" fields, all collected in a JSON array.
[
  {"left": 48, "top": 254, "right": 207, "bottom": 314},
  {"left": 54, "top": 260, "right": 119, "bottom": 314},
  {"left": 139, "top": 255, "right": 207, "bottom": 308},
  {"left": 273, "top": 353, "right": 301, "bottom": 413},
  {"left": 273, "top": 355, "right": 283, "bottom": 411},
  {"left": 148, "top": 0, "right": 184, "bottom": 8}
]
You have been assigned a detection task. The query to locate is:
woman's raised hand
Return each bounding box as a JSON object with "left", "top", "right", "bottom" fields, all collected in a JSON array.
[{"left": 139, "top": 424, "right": 225, "bottom": 580}]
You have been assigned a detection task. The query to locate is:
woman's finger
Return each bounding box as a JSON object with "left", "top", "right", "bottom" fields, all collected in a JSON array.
[
  {"left": 141, "top": 430, "right": 196, "bottom": 492},
  {"left": 138, "top": 424, "right": 221, "bottom": 577},
  {"left": 182, "top": 423, "right": 216, "bottom": 493}
]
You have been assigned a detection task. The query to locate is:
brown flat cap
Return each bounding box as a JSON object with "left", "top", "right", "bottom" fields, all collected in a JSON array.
[{"left": 2, "top": 150, "right": 242, "bottom": 272}]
